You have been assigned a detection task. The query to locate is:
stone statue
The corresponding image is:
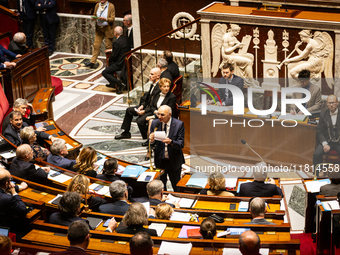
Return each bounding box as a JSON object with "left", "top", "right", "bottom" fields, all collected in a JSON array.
[
  {"left": 282, "top": 30, "right": 333, "bottom": 88},
  {"left": 211, "top": 23, "right": 259, "bottom": 87}
]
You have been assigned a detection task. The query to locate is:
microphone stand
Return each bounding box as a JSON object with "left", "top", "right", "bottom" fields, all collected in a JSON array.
[
  {"left": 148, "top": 140, "right": 154, "bottom": 171},
  {"left": 74, "top": 183, "right": 91, "bottom": 212}
]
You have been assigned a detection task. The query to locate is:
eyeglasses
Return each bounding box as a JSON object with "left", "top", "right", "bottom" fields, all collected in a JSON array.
[
  {"left": 327, "top": 102, "right": 338, "bottom": 105},
  {"left": 156, "top": 113, "right": 167, "bottom": 117}
]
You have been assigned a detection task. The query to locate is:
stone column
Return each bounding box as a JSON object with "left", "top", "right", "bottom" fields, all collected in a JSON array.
[
  {"left": 201, "top": 20, "right": 211, "bottom": 78},
  {"left": 334, "top": 31, "right": 340, "bottom": 98},
  {"left": 131, "top": 0, "right": 141, "bottom": 48}
]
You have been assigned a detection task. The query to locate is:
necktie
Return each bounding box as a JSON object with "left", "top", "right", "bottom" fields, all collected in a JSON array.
[{"left": 164, "top": 123, "right": 167, "bottom": 133}]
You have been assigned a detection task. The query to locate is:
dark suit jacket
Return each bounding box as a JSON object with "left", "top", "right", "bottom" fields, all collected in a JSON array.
[
  {"left": 47, "top": 154, "right": 76, "bottom": 171},
  {"left": 49, "top": 212, "right": 89, "bottom": 227},
  {"left": 0, "top": 188, "right": 27, "bottom": 230},
  {"left": 124, "top": 26, "right": 133, "bottom": 49},
  {"left": 160, "top": 69, "right": 173, "bottom": 84},
  {"left": 317, "top": 109, "right": 340, "bottom": 145},
  {"left": 149, "top": 198, "right": 175, "bottom": 208},
  {"left": 320, "top": 183, "right": 340, "bottom": 197},
  {"left": 0, "top": 44, "right": 17, "bottom": 60},
  {"left": 146, "top": 91, "right": 176, "bottom": 117},
  {"left": 3, "top": 122, "right": 50, "bottom": 146},
  {"left": 167, "top": 61, "right": 180, "bottom": 80},
  {"left": 10, "top": 157, "right": 48, "bottom": 184},
  {"left": 50, "top": 246, "right": 91, "bottom": 255},
  {"left": 98, "top": 200, "right": 129, "bottom": 215},
  {"left": 247, "top": 218, "right": 276, "bottom": 225},
  {"left": 2, "top": 111, "right": 35, "bottom": 134},
  {"left": 8, "top": 40, "right": 28, "bottom": 55},
  {"left": 150, "top": 117, "right": 185, "bottom": 172},
  {"left": 0, "top": 50, "right": 8, "bottom": 69},
  {"left": 217, "top": 74, "right": 244, "bottom": 106},
  {"left": 238, "top": 181, "right": 283, "bottom": 197},
  {"left": 108, "top": 35, "right": 130, "bottom": 69},
  {"left": 17, "top": 0, "right": 36, "bottom": 19},
  {"left": 96, "top": 173, "right": 120, "bottom": 182},
  {"left": 116, "top": 224, "right": 157, "bottom": 236},
  {"left": 35, "top": 0, "right": 59, "bottom": 24},
  {"left": 139, "top": 81, "right": 161, "bottom": 109}
]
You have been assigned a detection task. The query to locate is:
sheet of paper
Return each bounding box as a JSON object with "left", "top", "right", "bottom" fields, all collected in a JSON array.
[
  {"left": 89, "top": 183, "right": 110, "bottom": 196},
  {"left": 158, "top": 241, "right": 192, "bottom": 255},
  {"left": 217, "top": 230, "right": 231, "bottom": 238},
  {"left": 166, "top": 194, "right": 180, "bottom": 204},
  {"left": 116, "top": 165, "right": 125, "bottom": 174},
  {"left": 65, "top": 143, "right": 73, "bottom": 150},
  {"left": 305, "top": 179, "right": 330, "bottom": 193},
  {"left": 48, "top": 170, "right": 72, "bottom": 183},
  {"left": 238, "top": 35, "right": 251, "bottom": 54},
  {"left": 225, "top": 177, "right": 238, "bottom": 188},
  {"left": 148, "top": 223, "right": 167, "bottom": 237},
  {"left": 222, "top": 248, "right": 269, "bottom": 255},
  {"left": 0, "top": 150, "right": 16, "bottom": 159},
  {"left": 178, "top": 198, "right": 195, "bottom": 208},
  {"left": 137, "top": 171, "right": 156, "bottom": 182},
  {"left": 48, "top": 194, "right": 63, "bottom": 204},
  {"left": 142, "top": 202, "right": 150, "bottom": 216},
  {"left": 238, "top": 201, "right": 249, "bottom": 212},
  {"left": 154, "top": 131, "right": 166, "bottom": 141},
  {"left": 170, "top": 212, "right": 191, "bottom": 222}
]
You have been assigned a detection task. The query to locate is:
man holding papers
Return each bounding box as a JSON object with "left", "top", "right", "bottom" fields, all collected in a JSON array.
[
  {"left": 313, "top": 95, "right": 340, "bottom": 176},
  {"left": 149, "top": 105, "right": 185, "bottom": 192}
]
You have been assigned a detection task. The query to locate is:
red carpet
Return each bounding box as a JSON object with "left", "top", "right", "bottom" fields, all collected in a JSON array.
[{"left": 291, "top": 233, "right": 317, "bottom": 255}]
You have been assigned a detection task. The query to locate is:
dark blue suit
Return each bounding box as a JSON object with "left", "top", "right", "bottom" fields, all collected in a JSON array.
[
  {"left": 10, "top": 157, "right": 48, "bottom": 184},
  {"left": 150, "top": 117, "right": 185, "bottom": 192},
  {"left": 17, "top": 0, "right": 36, "bottom": 48},
  {"left": 49, "top": 212, "right": 89, "bottom": 227},
  {"left": 98, "top": 200, "right": 129, "bottom": 215},
  {"left": 0, "top": 44, "right": 17, "bottom": 60},
  {"left": 47, "top": 154, "right": 76, "bottom": 171},
  {"left": 238, "top": 181, "right": 283, "bottom": 197},
  {"left": 35, "top": 0, "right": 59, "bottom": 53},
  {"left": 217, "top": 74, "right": 244, "bottom": 106},
  {"left": 0, "top": 50, "right": 8, "bottom": 69}
]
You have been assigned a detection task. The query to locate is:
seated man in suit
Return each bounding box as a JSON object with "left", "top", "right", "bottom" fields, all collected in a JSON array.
[
  {"left": 320, "top": 171, "right": 340, "bottom": 196},
  {"left": 47, "top": 139, "right": 76, "bottom": 170},
  {"left": 239, "top": 230, "right": 262, "bottom": 255},
  {"left": 130, "top": 232, "right": 154, "bottom": 255},
  {"left": 210, "top": 63, "right": 244, "bottom": 106},
  {"left": 50, "top": 220, "right": 91, "bottom": 255},
  {"left": 8, "top": 32, "right": 28, "bottom": 56},
  {"left": 115, "top": 68, "right": 161, "bottom": 140},
  {"left": 290, "top": 70, "right": 321, "bottom": 115},
  {"left": 157, "top": 58, "right": 173, "bottom": 84},
  {"left": 10, "top": 144, "right": 50, "bottom": 184},
  {"left": 238, "top": 163, "right": 283, "bottom": 197},
  {"left": 99, "top": 180, "right": 130, "bottom": 215},
  {"left": 3, "top": 111, "right": 55, "bottom": 146},
  {"left": 246, "top": 197, "right": 275, "bottom": 225},
  {"left": 0, "top": 167, "right": 29, "bottom": 239},
  {"left": 0, "top": 46, "right": 16, "bottom": 69},
  {"left": 163, "top": 50, "right": 179, "bottom": 80},
  {"left": 96, "top": 158, "right": 120, "bottom": 182},
  {"left": 102, "top": 26, "right": 130, "bottom": 94},
  {"left": 146, "top": 180, "right": 179, "bottom": 208}
]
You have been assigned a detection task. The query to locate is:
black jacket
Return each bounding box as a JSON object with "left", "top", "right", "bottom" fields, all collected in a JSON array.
[
  {"left": 10, "top": 157, "right": 48, "bottom": 184},
  {"left": 108, "top": 35, "right": 130, "bottom": 69}
]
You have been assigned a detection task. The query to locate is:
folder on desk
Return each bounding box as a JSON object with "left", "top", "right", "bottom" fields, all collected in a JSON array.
[
  {"left": 238, "top": 201, "right": 249, "bottom": 212},
  {"left": 158, "top": 241, "right": 192, "bottom": 255},
  {"left": 321, "top": 200, "right": 340, "bottom": 211},
  {"left": 186, "top": 173, "right": 208, "bottom": 188},
  {"left": 121, "top": 165, "right": 147, "bottom": 178},
  {"left": 227, "top": 227, "right": 250, "bottom": 236},
  {"left": 178, "top": 225, "right": 200, "bottom": 238}
]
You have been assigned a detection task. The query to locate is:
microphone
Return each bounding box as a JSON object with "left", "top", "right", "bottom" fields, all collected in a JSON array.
[{"left": 240, "top": 139, "right": 265, "bottom": 162}]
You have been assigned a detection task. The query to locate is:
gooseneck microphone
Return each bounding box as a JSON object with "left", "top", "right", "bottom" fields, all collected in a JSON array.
[{"left": 240, "top": 139, "right": 265, "bottom": 162}]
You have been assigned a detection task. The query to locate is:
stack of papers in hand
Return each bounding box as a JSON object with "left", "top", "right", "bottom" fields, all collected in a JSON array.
[
  {"left": 158, "top": 241, "right": 192, "bottom": 255},
  {"left": 170, "top": 212, "right": 192, "bottom": 222},
  {"left": 121, "top": 165, "right": 148, "bottom": 178},
  {"left": 186, "top": 172, "right": 208, "bottom": 188},
  {"left": 166, "top": 194, "right": 196, "bottom": 208},
  {"left": 148, "top": 223, "right": 166, "bottom": 237},
  {"left": 305, "top": 179, "right": 330, "bottom": 193},
  {"left": 321, "top": 200, "right": 340, "bottom": 211}
]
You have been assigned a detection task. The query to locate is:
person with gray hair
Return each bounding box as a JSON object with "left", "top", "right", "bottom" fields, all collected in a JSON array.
[
  {"left": 239, "top": 230, "right": 261, "bottom": 255},
  {"left": 146, "top": 180, "right": 179, "bottom": 208},
  {"left": 47, "top": 138, "right": 76, "bottom": 170},
  {"left": 238, "top": 163, "right": 283, "bottom": 197},
  {"left": 123, "top": 14, "right": 133, "bottom": 49},
  {"left": 99, "top": 180, "right": 130, "bottom": 215},
  {"left": 8, "top": 32, "right": 28, "bottom": 56},
  {"left": 20, "top": 126, "right": 50, "bottom": 160},
  {"left": 157, "top": 58, "right": 173, "bottom": 84},
  {"left": 246, "top": 197, "right": 275, "bottom": 225},
  {"left": 102, "top": 25, "right": 130, "bottom": 94}
]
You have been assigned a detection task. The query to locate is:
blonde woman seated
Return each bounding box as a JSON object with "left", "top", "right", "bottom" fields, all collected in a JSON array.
[
  {"left": 115, "top": 202, "right": 157, "bottom": 236},
  {"left": 20, "top": 126, "right": 50, "bottom": 160},
  {"left": 73, "top": 147, "right": 98, "bottom": 178},
  {"left": 200, "top": 218, "right": 216, "bottom": 239},
  {"left": 199, "top": 172, "right": 235, "bottom": 196},
  {"left": 67, "top": 174, "right": 107, "bottom": 212},
  {"left": 155, "top": 203, "right": 174, "bottom": 220}
]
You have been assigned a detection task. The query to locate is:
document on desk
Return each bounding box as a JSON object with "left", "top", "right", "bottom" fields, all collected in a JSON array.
[
  {"left": 225, "top": 177, "right": 238, "bottom": 189},
  {"left": 148, "top": 223, "right": 166, "bottom": 237},
  {"left": 321, "top": 200, "right": 340, "bottom": 211},
  {"left": 154, "top": 131, "right": 166, "bottom": 141},
  {"left": 305, "top": 179, "right": 330, "bottom": 193},
  {"left": 166, "top": 194, "right": 195, "bottom": 208},
  {"left": 137, "top": 171, "right": 156, "bottom": 182},
  {"left": 223, "top": 248, "right": 269, "bottom": 255},
  {"left": 170, "top": 212, "right": 192, "bottom": 222},
  {"left": 238, "top": 201, "right": 249, "bottom": 212},
  {"left": 178, "top": 225, "right": 200, "bottom": 238},
  {"left": 158, "top": 241, "right": 192, "bottom": 255},
  {"left": 186, "top": 172, "right": 208, "bottom": 188},
  {"left": 89, "top": 183, "right": 110, "bottom": 196},
  {"left": 48, "top": 170, "right": 72, "bottom": 183}
]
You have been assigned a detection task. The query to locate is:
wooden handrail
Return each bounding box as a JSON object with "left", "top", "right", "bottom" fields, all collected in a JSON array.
[
  {"left": 125, "top": 17, "right": 201, "bottom": 56},
  {"left": 0, "top": 5, "right": 20, "bottom": 19}
]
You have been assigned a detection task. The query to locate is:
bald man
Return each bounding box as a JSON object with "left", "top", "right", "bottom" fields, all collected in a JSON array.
[
  {"left": 313, "top": 95, "right": 340, "bottom": 176},
  {"left": 10, "top": 144, "right": 50, "bottom": 184},
  {"left": 115, "top": 68, "right": 161, "bottom": 140},
  {"left": 0, "top": 167, "right": 28, "bottom": 238},
  {"left": 102, "top": 26, "right": 130, "bottom": 94},
  {"left": 239, "top": 230, "right": 261, "bottom": 255}
]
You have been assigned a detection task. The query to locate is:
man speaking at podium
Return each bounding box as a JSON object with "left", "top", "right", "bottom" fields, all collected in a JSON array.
[{"left": 149, "top": 105, "right": 184, "bottom": 192}]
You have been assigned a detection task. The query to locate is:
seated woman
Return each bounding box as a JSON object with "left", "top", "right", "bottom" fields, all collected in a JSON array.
[
  {"left": 200, "top": 218, "right": 216, "bottom": 239},
  {"left": 73, "top": 147, "right": 98, "bottom": 177},
  {"left": 67, "top": 174, "right": 107, "bottom": 212},
  {"left": 200, "top": 172, "right": 235, "bottom": 196},
  {"left": 116, "top": 202, "right": 157, "bottom": 236},
  {"left": 155, "top": 203, "right": 174, "bottom": 220},
  {"left": 96, "top": 158, "right": 120, "bottom": 182},
  {"left": 20, "top": 126, "right": 50, "bottom": 160},
  {"left": 144, "top": 78, "right": 176, "bottom": 159}
]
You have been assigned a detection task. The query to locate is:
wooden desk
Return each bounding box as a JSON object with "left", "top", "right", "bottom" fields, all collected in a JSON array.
[{"left": 31, "top": 87, "right": 55, "bottom": 121}]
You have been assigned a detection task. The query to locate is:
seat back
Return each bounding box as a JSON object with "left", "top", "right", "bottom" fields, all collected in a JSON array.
[
  {"left": 0, "top": 83, "right": 10, "bottom": 133},
  {"left": 0, "top": 31, "right": 11, "bottom": 49}
]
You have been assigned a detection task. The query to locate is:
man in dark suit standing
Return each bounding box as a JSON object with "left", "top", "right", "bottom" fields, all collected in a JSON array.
[
  {"left": 123, "top": 14, "right": 133, "bottom": 49},
  {"left": 0, "top": 167, "right": 29, "bottom": 239},
  {"left": 216, "top": 63, "right": 244, "bottom": 106},
  {"left": 35, "top": 0, "right": 60, "bottom": 55},
  {"left": 163, "top": 51, "right": 179, "bottom": 80},
  {"left": 10, "top": 144, "right": 50, "bottom": 184},
  {"left": 102, "top": 26, "right": 130, "bottom": 94},
  {"left": 99, "top": 180, "right": 130, "bottom": 215},
  {"left": 157, "top": 58, "right": 173, "bottom": 84},
  {"left": 149, "top": 105, "right": 185, "bottom": 192},
  {"left": 313, "top": 95, "right": 340, "bottom": 176},
  {"left": 8, "top": 32, "right": 28, "bottom": 56},
  {"left": 17, "top": 0, "right": 36, "bottom": 49}
]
